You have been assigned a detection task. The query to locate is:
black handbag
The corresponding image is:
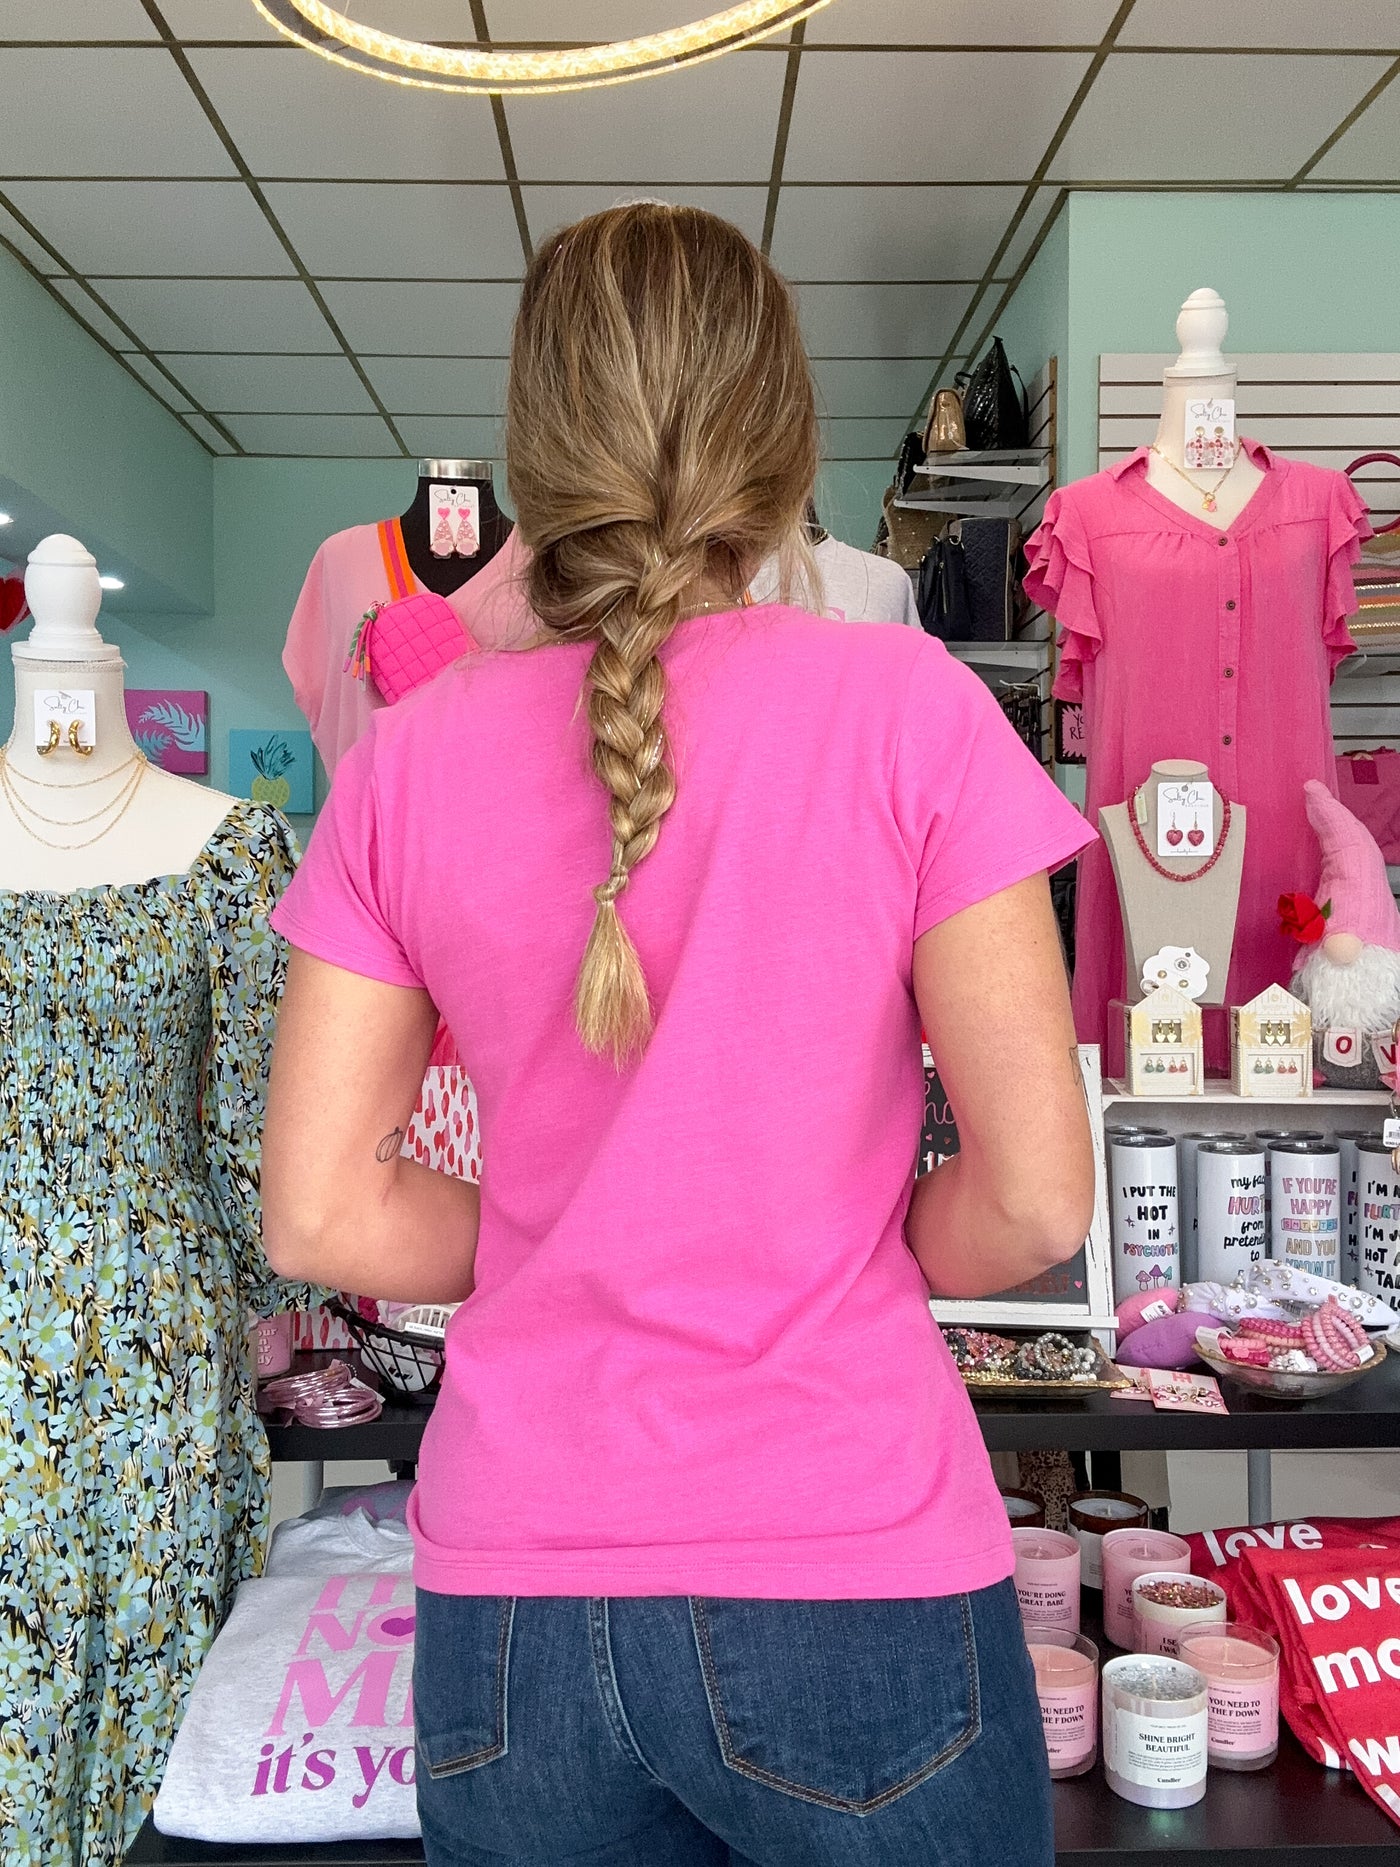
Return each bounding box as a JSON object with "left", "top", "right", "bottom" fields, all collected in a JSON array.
[
  {"left": 894, "top": 428, "right": 926, "bottom": 497},
  {"left": 917, "top": 518, "right": 1020, "bottom": 641},
  {"left": 956, "top": 336, "right": 1029, "bottom": 451}
]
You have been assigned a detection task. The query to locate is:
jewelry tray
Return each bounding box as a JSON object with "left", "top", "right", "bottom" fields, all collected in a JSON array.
[{"left": 942, "top": 1329, "right": 1129, "bottom": 1397}]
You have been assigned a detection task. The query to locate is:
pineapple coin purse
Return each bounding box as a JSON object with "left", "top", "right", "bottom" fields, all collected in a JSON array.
[{"left": 345, "top": 590, "right": 471, "bottom": 706}]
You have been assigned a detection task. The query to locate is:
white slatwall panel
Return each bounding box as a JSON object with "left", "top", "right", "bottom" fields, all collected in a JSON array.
[{"left": 1099, "top": 352, "right": 1400, "bottom": 884}]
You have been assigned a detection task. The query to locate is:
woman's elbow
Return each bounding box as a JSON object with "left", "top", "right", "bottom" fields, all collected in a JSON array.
[{"left": 1018, "top": 1163, "right": 1097, "bottom": 1273}]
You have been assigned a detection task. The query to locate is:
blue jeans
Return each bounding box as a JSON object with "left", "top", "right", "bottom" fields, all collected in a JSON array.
[{"left": 413, "top": 1578, "right": 1052, "bottom": 1866}]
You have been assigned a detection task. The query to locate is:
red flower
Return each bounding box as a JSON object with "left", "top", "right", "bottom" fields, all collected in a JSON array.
[{"left": 1278, "top": 892, "right": 1332, "bottom": 945}]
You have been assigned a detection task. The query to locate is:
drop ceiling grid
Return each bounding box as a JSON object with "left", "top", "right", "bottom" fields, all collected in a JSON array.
[{"left": 0, "top": 1, "right": 1396, "bottom": 458}]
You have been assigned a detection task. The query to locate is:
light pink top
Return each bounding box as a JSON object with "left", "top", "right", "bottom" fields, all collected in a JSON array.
[
  {"left": 1025, "top": 441, "right": 1371, "bottom": 1058},
  {"left": 283, "top": 522, "right": 530, "bottom": 777},
  {"left": 273, "top": 609, "right": 1092, "bottom": 1598}
]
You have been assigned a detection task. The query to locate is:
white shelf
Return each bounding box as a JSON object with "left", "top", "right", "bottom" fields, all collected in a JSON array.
[
  {"left": 1103, "top": 1079, "right": 1390, "bottom": 1107},
  {"left": 944, "top": 637, "right": 1052, "bottom": 666},
  {"left": 912, "top": 447, "right": 1051, "bottom": 487}
]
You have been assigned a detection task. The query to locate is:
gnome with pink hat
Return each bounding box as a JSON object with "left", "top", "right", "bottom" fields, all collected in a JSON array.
[{"left": 1282, "top": 779, "right": 1400, "bottom": 1087}]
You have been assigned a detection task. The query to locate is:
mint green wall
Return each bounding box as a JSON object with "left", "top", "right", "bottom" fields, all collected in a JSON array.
[
  {"left": 0, "top": 248, "right": 211, "bottom": 613},
  {"left": 1062, "top": 192, "right": 1400, "bottom": 479},
  {"left": 991, "top": 204, "right": 1070, "bottom": 435}
]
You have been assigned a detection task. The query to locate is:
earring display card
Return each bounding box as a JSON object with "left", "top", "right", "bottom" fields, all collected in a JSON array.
[
  {"left": 229, "top": 727, "right": 314, "bottom": 814},
  {"left": 1183, "top": 396, "right": 1236, "bottom": 470},
  {"left": 125, "top": 689, "right": 207, "bottom": 774},
  {"left": 430, "top": 483, "right": 481, "bottom": 557},
  {"left": 1156, "top": 780, "right": 1216, "bottom": 860},
  {"left": 34, "top": 688, "right": 96, "bottom": 749}
]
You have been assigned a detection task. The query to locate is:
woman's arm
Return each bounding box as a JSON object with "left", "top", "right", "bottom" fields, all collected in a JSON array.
[
  {"left": 261, "top": 948, "right": 481, "bottom": 1303},
  {"left": 906, "top": 872, "right": 1095, "bottom": 1298}
]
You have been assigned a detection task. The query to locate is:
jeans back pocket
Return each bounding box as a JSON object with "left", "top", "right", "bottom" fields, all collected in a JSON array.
[
  {"left": 413, "top": 1591, "right": 515, "bottom": 1780},
  {"left": 691, "top": 1594, "right": 980, "bottom": 1814}
]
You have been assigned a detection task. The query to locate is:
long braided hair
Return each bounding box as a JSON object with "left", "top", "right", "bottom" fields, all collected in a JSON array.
[{"left": 506, "top": 204, "right": 819, "bottom": 1064}]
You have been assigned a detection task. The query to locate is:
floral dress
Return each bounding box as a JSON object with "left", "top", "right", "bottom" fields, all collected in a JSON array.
[{"left": 0, "top": 801, "right": 311, "bottom": 1867}]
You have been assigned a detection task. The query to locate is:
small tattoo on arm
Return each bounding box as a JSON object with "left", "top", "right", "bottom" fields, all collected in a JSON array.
[{"left": 376, "top": 1127, "right": 405, "bottom": 1164}]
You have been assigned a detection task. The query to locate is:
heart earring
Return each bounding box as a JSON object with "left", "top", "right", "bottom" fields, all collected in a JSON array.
[
  {"left": 1165, "top": 813, "right": 1184, "bottom": 848},
  {"left": 1187, "top": 812, "right": 1205, "bottom": 849},
  {"left": 431, "top": 506, "right": 455, "bottom": 558}
]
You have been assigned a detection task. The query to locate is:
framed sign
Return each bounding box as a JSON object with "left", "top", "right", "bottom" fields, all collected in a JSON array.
[
  {"left": 922, "top": 1044, "right": 1115, "bottom": 1331},
  {"left": 1054, "top": 698, "right": 1086, "bottom": 766}
]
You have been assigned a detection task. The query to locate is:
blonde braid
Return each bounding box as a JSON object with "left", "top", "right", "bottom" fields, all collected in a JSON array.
[{"left": 506, "top": 202, "right": 820, "bottom": 1065}]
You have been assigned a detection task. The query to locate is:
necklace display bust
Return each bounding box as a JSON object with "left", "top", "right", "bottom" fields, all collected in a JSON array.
[
  {"left": 1145, "top": 289, "right": 1265, "bottom": 531},
  {"left": 0, "top": 535, "right": 235, "bottom": 894}
]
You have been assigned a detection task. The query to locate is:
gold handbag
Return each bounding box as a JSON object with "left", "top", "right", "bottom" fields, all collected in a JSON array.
[
  {"left": 880, "top": 486, "right": 942, "bottom": 571},
  {"left": 923, "top": 388, "right": 967, "bottom": 455}
]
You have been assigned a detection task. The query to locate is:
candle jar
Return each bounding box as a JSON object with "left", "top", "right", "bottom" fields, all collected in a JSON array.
[
  {"left": 1011, "top": 1526, "right": 1081, "bottom": 1633},
  {"left": 251, "top": 1312, "right": 294, "bottom": 1381},
  {"left": 1177, "top": 1623, "right": 1280, "bottom": 1771},
  {"left": 1102, "top": 1655, "right": 1209, "bottom": 1809},
  {"left": 1028, "top": 1628, "right": 1098, "bottom": 1778},
  {"left": 1101, "top": 1527, "right": 1192, "bottom": 1648},
  {"left": 1000, "top": 1485, "right": 1046, "bottom": 1528},
  {"left": 1131, "top": 1572, "right": 1228, "bottom": 1656},
  {"left": 1068, "top": 1490, "right": 1150, "bottom": 1592}
]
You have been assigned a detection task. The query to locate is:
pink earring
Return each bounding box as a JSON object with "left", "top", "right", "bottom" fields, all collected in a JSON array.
[
  {"left": 1187, "top": 812, "right": 1205, "bottom": 849},
  {"left": 1165, "top": 813, "right": 1184, "bottom": 849},
  {"left": 431, "top": 506, "right": 454, "bottom": 558},
  {"left": 454, "top": 510, "right": 479, "bottom": 558}
]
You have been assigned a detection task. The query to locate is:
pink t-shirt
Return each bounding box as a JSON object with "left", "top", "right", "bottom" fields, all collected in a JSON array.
[{"left": 273, "top": 607, "right": 1093, "bottom": 1599}]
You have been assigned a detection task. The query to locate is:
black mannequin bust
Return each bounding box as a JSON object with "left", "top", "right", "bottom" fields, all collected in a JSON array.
[{"left": 398, "top": 457, "right": 512, "bottom": 597}]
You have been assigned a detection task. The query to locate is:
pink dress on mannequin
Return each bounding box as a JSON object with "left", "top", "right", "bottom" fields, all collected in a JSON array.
[{"left": 1024, "top": 440, "right": 1370, "bottom": 1067}]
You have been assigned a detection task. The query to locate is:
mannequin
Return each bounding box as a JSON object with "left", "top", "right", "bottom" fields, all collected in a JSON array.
[
  {"left": 1145, "top": 288, "right": 1264, "bottom": 530},
  {"left": 397, "top": 457, "right": 511, "bottom": 597},
  {"left": 0, "top": 534, "right": 231, "bottom": 893},
  {"left": 1100, "top": 758, "right": 1247, "bottom": 1008}
]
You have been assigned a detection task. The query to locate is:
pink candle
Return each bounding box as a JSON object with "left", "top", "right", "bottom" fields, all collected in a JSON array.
[
  {"left": 1012, "top": 1526, "right": 1081, "bottom": 1633},
  {"left": 1100, "top": 1527, "right": 1191, "bottom": 1648},
  {"left": 1177, "top": 1624, "right": 1280, "bottom": 1771},
  {"left": 1028, "top": 1629, "right": 1098, "bottom": 1777}
]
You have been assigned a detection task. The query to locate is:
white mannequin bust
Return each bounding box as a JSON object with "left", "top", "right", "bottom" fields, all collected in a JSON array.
[
  {"left": 0, "top": 534, "right": 234, "bottom": 893},
  {"left": 1145, "top": 288, "right": 1265, "bottom": 531},
  {"left": 1100, "top": 758, "right": 1247, "bottom": 1009}
]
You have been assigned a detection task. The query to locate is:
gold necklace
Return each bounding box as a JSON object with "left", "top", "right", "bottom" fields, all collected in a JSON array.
[
  {"left": 0, "top": 747, "right": 142, "bottom": 790},
  {"left": 0, "top": 752, "right": 148, "bottom": 848},
  {"left": 1149, "top": 441, "right": 1242, "bottom": 515}
]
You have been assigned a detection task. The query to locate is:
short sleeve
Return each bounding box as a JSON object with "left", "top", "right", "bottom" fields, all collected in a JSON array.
[
  {"left": 1023, "top": 487, "right": 1101, "bottom": 704},
  {"left": 282, "top": 543, "right": 330, "bottom": 750},
  {"left": 1324, "top": 470, "right": 1375, "bottom": 677},
  {"left": 192, "top": 801, "right": 322, "bottom": 1318},
  {"left": 269, "top": 724, "right": 423, "bottom": 990},
  {"left": 895, "top": 641, "right": 1096, "bottom": 941}
]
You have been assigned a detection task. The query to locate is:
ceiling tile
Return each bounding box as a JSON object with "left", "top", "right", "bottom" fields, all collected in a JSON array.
[
  {"left": 524, "top": 184, "right": 767, "bottom": 246},
  {"left": 793, "top": 282, "right": 973, "bottom": 359},
  {"left": 0, "top": 0, "right": 158, "bottom": 36},
  {"left": 783, "top": 51, "right": 1092, "bottom": 182},
  {"left": 93, "top": 277, "right": 336, "bottom": 350},
  {"left": 157, "top": 352, "right": 375, "bottom": 412},
  {"left": 771, "top": 185, "right": 1020, "bottom": 281},
  {"left": 114, "top": 352, "right": 194, "bottom": 410},
  {"left": 46, "top": 277, "right": 143, "bottom": 350},
  {"left": 159, "top": 0, "right": 283, "bottom": 36},
  {"left": 820, "top": 416, "right": 907, "bottom": 459},
  {"left": 804, "top": 0, "right": 1119, "bottom": 42},
  {"left": 0, "top": 199, "right": 56, "bottom": 273},
  {"left": 187, "top": 47, "right": 505, "bottom": 179},
  {"left": 1119, "top": 0, "right": 1400, "bottom": 46},
  {"left": 1311, "top": 75, "right": 1400, "bottom": 179},
  {"left": 0, "top": 50, "right": 237, "bottom": 176},
  {"left": 225, "top": 413, "right": 401, "bottom": 455},
  {"left": 263, "top": 183, "right": 526, "bottom": 279},
  {"left": 395, "top": 416, "right": 503, "bottom": 458},
  {"left": 363, "top": 356, "right": 508, "bottom": 415},
  {"left": 998, "top": 187, "right": 1063, "bottom": 277},
  {"left": 319, "top": 280, "right": 522, "bottom": 354},
  {"left": 1050, "top": 53, "right": 1392, "bottom": 181},
  {"left": 507, "top": 46, "right": 785, "bottom": 182},
  {"left": 810, "top": 357, "right": 940, "bottom": 418},
  {"left": 3, "top": 180, "right": 293, "bottom": 276}
]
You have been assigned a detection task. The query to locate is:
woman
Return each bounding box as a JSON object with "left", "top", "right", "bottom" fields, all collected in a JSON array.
[{"left": 264, "top": 204, "right": 1095, "bottom": 1867}]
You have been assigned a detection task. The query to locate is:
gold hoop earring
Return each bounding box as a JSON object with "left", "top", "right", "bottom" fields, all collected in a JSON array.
[
  {"left": 37, "top": 722, "right": 59, "bottom": 756},
  {"left": 69, "top": 721, "right": 94, "bottom": 757}
]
